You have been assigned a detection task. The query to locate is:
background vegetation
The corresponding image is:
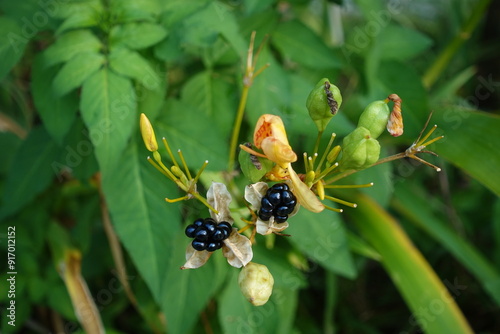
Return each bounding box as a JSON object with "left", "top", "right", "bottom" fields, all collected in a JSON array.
[{"left": 0, "top": 0, "right": 499, "bottom": 333}]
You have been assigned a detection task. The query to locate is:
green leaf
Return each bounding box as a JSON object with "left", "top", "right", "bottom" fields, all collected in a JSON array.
[
  {"left": 272, "top": 20, "right": 343, "bottom": 69},
  {"left": 109, "top": 48, "right": 160, "bottom": 88},
  {"left": 432, "top": 108, "right": 500, "bottom": 196},
  {"left": 53, "top": 52, "right": 104, "bottom": 97},
  {"left": 348, "top": 193, "right": 474, "bottom": 334},
  {"left": 110, "top": 0, "right": 161, "bottom": 22},
  {"left": 32, "top": 54, "right": 79, "bottom": 143},
  {"left": 181, "top": 2, "right": 247, "bottom": 55},
  {"left": 55, "top": 0, "right": 103, "bottom": 34},
  {"left": 287, "top": 209, "right": 356, "bottom": 278},
  {"left": 160, "top": 231, "right": 228, "bottom": 334},
  {"left": 179, "top": 70, "right": 237, "bottom": 131},
  {"left": 246, "top": 47, "right": 290, "bottom": 126},
  {"left": 42, "top": 29, "right": 102, "bottom": 68},
  {"left": 80, "top": 68, "right": 136, "bottom": 172},
  {"left": 155, "top": 98, "right": 229, "bottom": 172},
  {"left": 377, "top": 24, "right": 433, "bottom": 61},
  {"left": 110, "top": 22, "right": 168, "bottom": 50},
  {"left": 393, "top": 184, "right": 500, "bottom": 306},
  {"left": 238, "top": 148, "right": 274, "bottom": 183},
  {"left": 0, "top": 127, "right": 59, "bottom": 219},
  {"left": 0, "top": 17, "right": 29, "bottom": 80},
  {"left": 101, "top": 139, "right": 180, "bottom": 300}
]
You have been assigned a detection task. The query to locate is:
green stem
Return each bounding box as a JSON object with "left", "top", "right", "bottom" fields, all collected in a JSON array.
[
  {"left": 313, "top": 130, "right": 323, "bottom": 155},
  {"left": 422, "top": 0, "right": 491, "bottom": 88},
  {"left": 227, "top": 84, "right": 250, "bottom": 172}
]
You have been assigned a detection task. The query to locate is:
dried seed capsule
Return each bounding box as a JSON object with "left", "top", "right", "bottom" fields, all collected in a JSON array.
[
  {"left": 357, "top": 100, "right": 390, "bottom": 139},
  {"left": 338, "top": 127, "right": 381, "bottom": 171},
  {"left": 238, "top": 262, "right": 274, "bottom": 306},
  {"left": 306, "top": 78, "right": 342, "bottom": 132}
]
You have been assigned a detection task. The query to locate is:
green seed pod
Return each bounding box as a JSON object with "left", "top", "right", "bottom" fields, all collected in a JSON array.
[
  {"left": 357, "top": 100, "right": 390, "bottom": 139},
  {"left": 306, "top": 78, "right": 342, "bottom": 132},
  {"left": 338, "top": 127, "right": 380, "bottom": 171},
  {"left": 238, "top": 262, "right": 274, "bottom": 306}
]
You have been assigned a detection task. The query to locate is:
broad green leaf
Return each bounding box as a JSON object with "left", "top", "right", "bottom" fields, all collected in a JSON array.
[
  {"left": 377, "top": 24, "right": 433, "bottom": 61},
  {"left": 80, "top": 68, "right": 136, "bottom": 172},
  {"left": 155, "top": 98, "right": 229, "bottom": 171},
  {"left": 53, "top": 52, "right": 104, "bottom": 97},
  {"left": 272, "top": 20, "right": 343, "bottom": 69},
  {"left": 0, "top": 127, "right": 59, "bottom": 219},
  {"left": 32, "top": 54, "right": 79, "bottom": 143},
  {"left": 246, "top": 47, "right": 290, "bottom": 126},
  {"left": 43, "top": 29, "right": 102, "bottom": 68},
  {"left": 55, "top": 0, "right": 103, "bottom": 34},
  {"left": 393, "top": 183, "right": 500, "bottom": 306},
  {"left": 180, "top": 2, "right": 247, "bottom": 56},
  {"left": 101, "top": 139, "right": 180, "bottom": 300},
  {"left": 179, "top": 70, "right": 237, "bottom": 131},
  {"left": 348, "top": 193, "right": 473, "bottom": 334},
  {"left": 110, "top": 0, "right": 161, "bottom": 22},
  {"left": 432, "top": 108, "right": 500, "bottom": 196},
  {"left": 287, "top": 208, "right": 356, "bottom": 279},
  {"left": 0, "top": 17, "right": 29, "bottom": 80},
  {"left": 160, "top": 231, "right": 228, "bottom": 334},
  {"left": 62, "top": 118, "right": 98, "bottom": 182},
  {"left": 110, "top": 22, "right": 167, "bottom": 50},
  {"left": 109, "top": 48, "right": 160, "bottom": 88}
]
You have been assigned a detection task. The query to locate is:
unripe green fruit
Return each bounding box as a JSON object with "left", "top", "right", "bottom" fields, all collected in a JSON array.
[
  {"left": 338, "top": 127, "right": 380, "bottom": 171},
  {"left": 306, "top": 78, "right": 342, "bottom": 132},
  {"left": 238, "top": 262, "right": 274, "bottom": 306},
  {"left": 357, "top": 100, "right": 390, "bottom": 139}
]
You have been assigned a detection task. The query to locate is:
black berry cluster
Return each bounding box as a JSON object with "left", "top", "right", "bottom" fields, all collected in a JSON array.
[
  {"left": 258, "top": 183, "right": 297, "bottom": 223},
  {"left": 185, "top": 218, "right": 232, "bottom": 252}
]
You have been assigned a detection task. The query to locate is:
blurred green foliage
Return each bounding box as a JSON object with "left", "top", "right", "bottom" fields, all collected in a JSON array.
[{"left": 0, "top": 0, "right": 499, "bottom": 333}]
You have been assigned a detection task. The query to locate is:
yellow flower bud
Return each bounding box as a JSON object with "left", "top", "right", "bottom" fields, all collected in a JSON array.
[
  {"left": 238, "top": 262, "right": 274, "bottom": 306},
  {"left": 140, "top": 113, "right": 158, "bottom": 152}
]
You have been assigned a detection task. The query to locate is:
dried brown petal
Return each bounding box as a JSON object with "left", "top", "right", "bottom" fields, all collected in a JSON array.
[
  {"left": 181, "top": 244, "right": 212, "bottom": 269},
  {"left": 222, "top": 228, "right": 253, "bottom": 268},
  {"left": 207, "top": 182, "right": 234, "bottom": 224}
]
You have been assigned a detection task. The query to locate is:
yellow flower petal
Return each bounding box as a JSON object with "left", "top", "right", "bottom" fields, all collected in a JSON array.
[
  {"left": 260, "top": 137, "right": 297, "bottom": 167},
  {"left": 288, "top": 166, "right": 324, "bottom": 213}
]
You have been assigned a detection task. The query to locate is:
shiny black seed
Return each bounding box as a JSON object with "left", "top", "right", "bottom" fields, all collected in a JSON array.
[
  {"left": 275, "top": 215, "right": 288, "bottom": 223},
  {"left": 267, "top": 191, "right": 281, "bottom": 205},
  {"left": 193, "top": 218, "right": 204, "bottom": 228},
  {"left": 271, "top": 183, "right": 289, "bottom": 191},
  {"left": 203, "top": 219, "right": 217, "bottom": 236},
  {"left": 261, "top": 197, "right": 274, "bottom": 210},
  {"left": 212, "top": 229, "right": 225, "bottom": 241},
  {"left": 185, "top": 224, "right": 197, "bottom": 238},
  {"left": 259, "top": 211, "right": 272, "bottom": 221},
  {"left": 218, "top": 221, "right": 232, "bottom": 232},
  {"left": 206, "top": 242, "right": 219, "bottom": 252},
  {"left": 275, "top": 205, "right": 293, "bottom": 216},
  {"left": 192, "top": 240, "right": 206, "bottom": 251},
  {"left": 216, "top": 241, "right": 223, "bottom": 249},
  {"left": 194, "top": 229, "right": 209, "bottom": 241},
  {"left": 281, "top": 191, "right": 296, "bottom": 205}
]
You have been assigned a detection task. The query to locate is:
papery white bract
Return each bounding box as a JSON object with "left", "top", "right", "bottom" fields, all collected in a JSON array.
[{"left": 182, "top": 182, "right": 253, "bottom": 269}]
